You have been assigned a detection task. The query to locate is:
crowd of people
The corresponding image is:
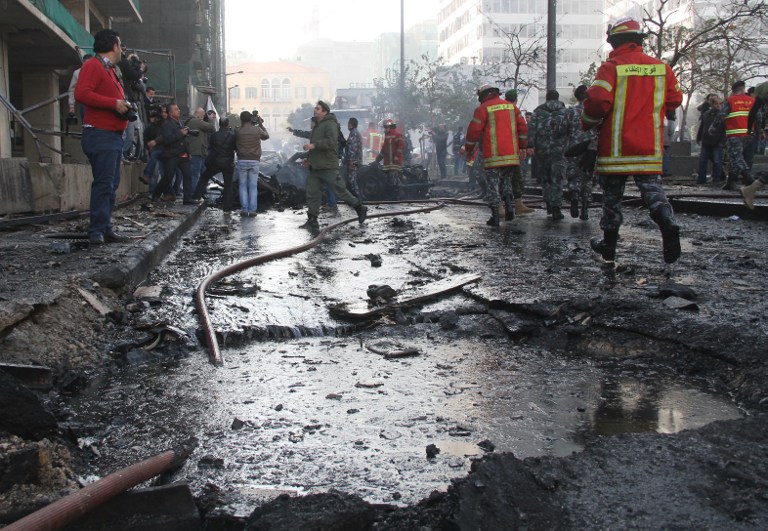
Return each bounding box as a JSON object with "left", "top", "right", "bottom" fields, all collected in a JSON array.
[{"left": 73, "top": 21, "right": 765, "bottom": 264}]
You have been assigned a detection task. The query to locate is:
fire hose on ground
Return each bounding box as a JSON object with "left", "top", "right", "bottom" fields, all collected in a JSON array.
[
  {"left": 5, "top": 440, "right": 196, "bottom": 531},
  {"left": 195, "top": 202, "right": 447, "bottom": 366}
]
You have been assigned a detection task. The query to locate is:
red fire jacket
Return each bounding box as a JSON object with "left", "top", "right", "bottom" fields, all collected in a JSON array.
[
  {"left": 464, "top": 95, "right": 527, "bottom": 168},
  {"left": 376, "top": 130, "right": 405, "bottom": 170},
  {"left": 581, "top": 43, "right": 682, "bottom": 175},
  {"left": 724, "top": 94, "right": 754, "bottom": 137}
]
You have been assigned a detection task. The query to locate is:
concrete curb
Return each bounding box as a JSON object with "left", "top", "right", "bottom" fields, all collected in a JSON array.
[{"left": 92, "top": 203, "right": 206, "bottom": 291}]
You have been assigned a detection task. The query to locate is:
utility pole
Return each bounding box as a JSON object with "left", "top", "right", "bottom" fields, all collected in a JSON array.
[
  {"left": 547, "top": 0, "right": 557, "bottom": 91},
  {"left": 400, "top": 0, "right": 405, "bottom": 129}
]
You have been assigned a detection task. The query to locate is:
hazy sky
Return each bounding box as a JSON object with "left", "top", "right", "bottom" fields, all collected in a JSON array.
[{"left": 225, "top": 0, "right": 441, "bottom": 62}]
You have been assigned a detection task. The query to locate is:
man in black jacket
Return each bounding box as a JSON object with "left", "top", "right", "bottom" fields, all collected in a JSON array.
[
  {"left": 191, "top": 117, "right": 236, "bottom": 211},
  {"left": 696, "top": 96, "right": 725, "bottom": 185},
  {"left": 152, "top": 103, "right": 195, "bottom": 203}
]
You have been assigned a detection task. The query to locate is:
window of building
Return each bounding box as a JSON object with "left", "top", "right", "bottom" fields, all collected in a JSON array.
[
  {"left": 245, "top": 87, "right": 258, "bottom": 99},
  {"left": 295, "top": 86, "right": 307, "bottom": 99},
  {"left": 261, "top": 79, "right": 270, "bottom": 100},
  {"left": 271, "top": 78, "right": 280, "bottom": 101},
  {"left": 281, "top": 78, "right": 291, "bottom": 100},
  {"left": 311, "top": 86, "right": 323, "bottom": 99},
  {"left": 230, "top": 87, "right": 240, "bottom": 99}
]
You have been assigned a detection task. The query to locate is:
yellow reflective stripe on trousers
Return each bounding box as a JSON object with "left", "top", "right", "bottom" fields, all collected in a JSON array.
[
  {"left": 726, "top": 129, "right": 748, "bottom": 135},
  {"left": 612, "top": 64, "right": 666, "bottom": 159}
]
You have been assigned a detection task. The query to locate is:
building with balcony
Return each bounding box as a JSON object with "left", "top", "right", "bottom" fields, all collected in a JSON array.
[
  {"left": 112, "top": 0, "right": 226, "bottom": 113},
  {"left": 0, "top": 0, "right": 142, "bottom": 162}
]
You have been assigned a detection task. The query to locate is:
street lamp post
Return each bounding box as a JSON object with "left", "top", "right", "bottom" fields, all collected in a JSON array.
[
  {"left": 228, "top": 85, "right": 239, "bottom": 114},
  {"left": 225, "top": 71, "right": 243, "bottom": 117}
]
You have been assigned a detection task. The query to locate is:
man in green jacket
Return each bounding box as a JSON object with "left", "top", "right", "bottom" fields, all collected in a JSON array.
[{"left": 301, "top": 100, "right": 367, "bottom": 231}]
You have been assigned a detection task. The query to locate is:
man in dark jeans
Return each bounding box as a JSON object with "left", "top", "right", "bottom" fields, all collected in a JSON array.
[
  {"left": 153, "top": 103, "right": 195, "bottom": 204},
  {"left": 696, "top": 95, "right": 725, "bottom": 184},
  {"left": 74, "top": 28, "right": 131, "bottom": 245},
  {"left": 431, "top": 124, "right": 450, "bottom": 178},
  {"left": 191, "top": 117, "right": 236, "bottom": 211}
]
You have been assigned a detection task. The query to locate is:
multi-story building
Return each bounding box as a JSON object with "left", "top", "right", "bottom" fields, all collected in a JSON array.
[
  {"left": 0, "top": 0, "right": 142, "bottom": 162},
  {"left": 226, "top": 61, "right": 331, "bottom": 136},
  {"left": 113, "top": 0, "right": 226, "bottom": 113},
  {"left": 437, "top": 0, "right": 606, "bottom": 106}
]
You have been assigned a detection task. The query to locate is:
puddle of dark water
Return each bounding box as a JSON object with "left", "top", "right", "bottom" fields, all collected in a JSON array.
[{"left": 65, "top": 334, "right": 742, "bottom": 512}]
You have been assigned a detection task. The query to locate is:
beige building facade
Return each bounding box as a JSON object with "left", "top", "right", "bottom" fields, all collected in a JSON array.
[{"left": 226, "top": 62, "right": 331, "bottom": 135}]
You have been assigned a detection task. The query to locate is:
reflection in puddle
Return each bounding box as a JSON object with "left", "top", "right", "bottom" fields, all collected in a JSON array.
[{"left": 587, "top": 379, "right": 743, "bottom": 436}]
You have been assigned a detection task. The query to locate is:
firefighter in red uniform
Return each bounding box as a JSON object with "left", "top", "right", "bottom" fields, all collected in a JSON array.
[
  {"left": 462, "top": 83, "right": 528, "bottom": 226},
  {"left": 581, "top": 18, "right": 683, "bottom": 264},
  {"left": 713, "top": 80, "right": 755, "bottom": 190},
  {"left": 374, "top": 119, "right": 406, "bottom": 199}
]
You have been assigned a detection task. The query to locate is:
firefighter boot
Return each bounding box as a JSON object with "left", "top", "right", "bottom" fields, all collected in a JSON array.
[
  {"left": 740, "top": 178, "right": 765, "bottom": 210},
  {"left": 504, "top": 197, "right": 515, "bottom": 221},
  {"left": 354, "top": 203, "right": 368, "bottom": 224},
  {"left": 590, "top": 229, "right": 619, "bottom": 262},
  {"left": 651, "top": 206, "right": 681, "bottom": 264},
  {"left": 741, "top": 171, "right": 754, "bottom": 186},
  {"left": 486, "top": 206, "right": 500, "bottom": 227},
  {"left": 514, "top": 198, "right": 534, "bottom": 215},
  {"left": 551, "top": 206, "right": 564, "bottom": 220},
  {"left": 300, "top": 214, "right": 320, "bottom": 232},
  {"left": 721, "top": 173, "right": 738, "bottom": 191}
]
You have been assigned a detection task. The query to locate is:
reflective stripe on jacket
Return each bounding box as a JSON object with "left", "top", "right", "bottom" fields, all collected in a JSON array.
[
  {"left": 464, "top": 96, "right": 528, "bottom": 168},
  {"left": 724, "top": 94, "right": 754, "bottom": 137},
  {"left": 582, "top": 43, "right": 682, "bottom": 175}
]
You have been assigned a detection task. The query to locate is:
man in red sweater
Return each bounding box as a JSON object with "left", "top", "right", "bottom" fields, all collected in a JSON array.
[{"left": 75, "top": 29, "right": 132, "bottom": 245}]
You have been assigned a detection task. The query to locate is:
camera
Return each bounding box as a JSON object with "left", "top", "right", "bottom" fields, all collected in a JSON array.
[
  {"left": 66, "top": 112, "right": 78, "bottom": 126},
  {"left": 251, "top": 110, "right": 264, "bottom": 125},
  {"left": 186, "top": 129, "right": 200, "bottom": 137},
  {"left": 116, "top": 101, "right": 139, "bottom": 122}
]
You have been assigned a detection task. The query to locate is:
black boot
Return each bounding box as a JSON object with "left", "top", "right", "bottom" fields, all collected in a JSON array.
[
  {"left": 504, "top": 198, "right": 515, "bottom": 221},
  {"left": 300, "top": 214, "right": 320, "bottom": 232},
  {"left": 741, "top": 171, "right": 754, "bottom": 186},
  {"left": 486, "top": 206, "right": 500, "bottom": 227},
  {"left": 551, "top": 207, "right": 564, "bottom": 220},
  {"left": 590, "top": 229, "right": 619, "bottom": 261},
  {"left": 570, "top": 198, "right": 579, "bottom": 218},
  {"left": 354, "top": 203, "right": 368, "bottom": 224},
  {"left": 721, "top": 174, "right": 737, "bottom": 191},
  {"left": 651, "top": 206, "right": 681, "bottom": 264}
]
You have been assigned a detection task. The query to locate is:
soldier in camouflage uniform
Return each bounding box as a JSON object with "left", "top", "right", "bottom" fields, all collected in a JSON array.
[
  {"left": 343, "top": 117, "right": 363, "bottom": 198},
  {"left": 557, "top": 85, "right": 597, "bottom": 220},
  {"left": 504, "top": 89, "right": 534, "bottom": 216},
  {"left": 528, "top": 89, "right": 567, "bottom": 219}
]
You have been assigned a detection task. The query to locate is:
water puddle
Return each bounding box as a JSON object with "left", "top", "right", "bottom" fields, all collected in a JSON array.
[{"left": 65, "top": 334, "right": 743, "bottom": 510}]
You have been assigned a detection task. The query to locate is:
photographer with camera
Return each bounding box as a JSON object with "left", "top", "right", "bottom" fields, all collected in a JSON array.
[
  {"left": 235, "top": 110, "right": 269, "bottom": 217},
  {"left": 74, "top": 29, "right": 132, "bottom": 245},
  {"left": 191, "top": 116, "right": 237, "bottom": 211},
  {"left": 152, "top": 103, "right": 197, "bottom": 204},
  {"left": 185, "top": 107, "right": 216, "bottom": 191},
  {"left": 118, "top": 51, "right": 145, "bottom": 161}
]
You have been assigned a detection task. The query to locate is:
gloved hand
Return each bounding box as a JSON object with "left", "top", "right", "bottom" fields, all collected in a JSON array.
[{"left": 579, "top": 149, "right": 597, "bottom": 173}]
